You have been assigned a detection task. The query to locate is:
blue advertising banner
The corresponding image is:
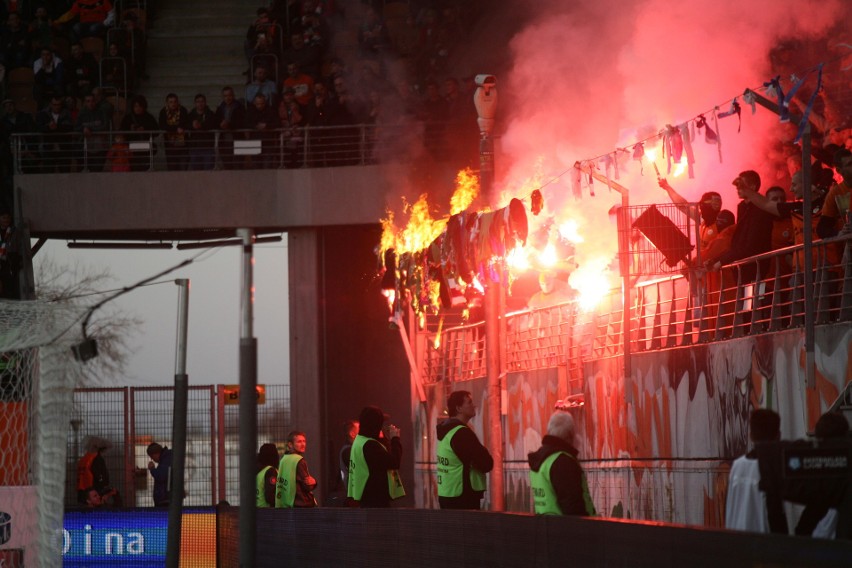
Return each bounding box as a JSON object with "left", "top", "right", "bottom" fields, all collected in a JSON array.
[{"left": 63, "top": 508, "right": 216, "bottom": 567}]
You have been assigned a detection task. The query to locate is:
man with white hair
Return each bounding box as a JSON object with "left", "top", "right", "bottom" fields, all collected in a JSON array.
[{"left": 528, "top": 411, "right": 596, "bottom": 516}]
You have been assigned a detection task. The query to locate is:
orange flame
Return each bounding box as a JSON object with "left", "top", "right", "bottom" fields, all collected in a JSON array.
[
  {"left": 672, "top": 156, "right": 688, "bottom": 178},
  {"left": 506, "top": 245, "right": 530, "bottom": 272},
  {"left": 450, "top": 168, "right": 480, "bottom": 215}
]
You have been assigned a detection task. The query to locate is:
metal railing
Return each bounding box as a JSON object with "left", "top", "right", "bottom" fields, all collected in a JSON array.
[
  {"left": 418, "top": 235, "right": 852, "bottom": 384},
  {"left": 11, "top": 121, "right": 465, "bottom": 173}
]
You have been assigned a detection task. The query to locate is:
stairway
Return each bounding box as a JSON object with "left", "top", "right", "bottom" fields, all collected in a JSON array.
[{"left": 139, "top": 0, "right": 258, "bottom": 110}]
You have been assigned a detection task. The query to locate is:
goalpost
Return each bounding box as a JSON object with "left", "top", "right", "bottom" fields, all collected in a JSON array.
[{"left": 0, "top": 299, "right": 85, "bottom": 568}]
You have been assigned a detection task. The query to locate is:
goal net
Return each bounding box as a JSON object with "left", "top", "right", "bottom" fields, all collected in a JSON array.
[{"left": 0, "top": 299, "right": 85, "bottom": 568}]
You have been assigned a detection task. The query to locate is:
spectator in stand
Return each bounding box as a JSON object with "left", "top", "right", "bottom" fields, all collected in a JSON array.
[
  {"left": 248, "top": 33, "right": 279, "bottom": 81},
  {"left": 105, "top": 132, "right": 130, "bottom": 172},
  {"left": 53, "top": 0, "right": 113, "bottom": 42},
  {"left": 765, "top": 186, "right": 794, "bottom": 251},
  {"left": 710, "top": 171, "right": 775, "bottom": 281},
  {"left": 187, "top": 93, "right": 217, "bottom": 171},
  {"left": 246, "top": 65, "right": 278, "bottom": 109},
  {"left": 75, "top": 92, "right": 109, "bottom": 171},
  {"left": 303, "top": 81, "right": 329, "bottom": 166},
  {"left": 323, "top": 57, "right": 346, "bottom": 93},
  {"left": 0, "top": 99, "right": 38, "bottom": 176},
  {"left": 282, "top": 62, "right": 313, "bottom": 107},
  {"left": 277, "top": 92, "right": 304, "bottom": 168},
  {"left": 91, "top": 86, "right": 113, "bottom": 126},
  {"left": 1, "top": 12, "right": 32, "bottom": 70},
  {"left": 358, "top": 6, "right": 389, "bottom": 59},
  {"left": 818, "top": 148, "right": 852, "bottom": 238},
  {"left": 158, "top": 93, "right": 190, "bottom": 171},
  {"left": 215, "top": 86, "right": 245, "bottom": 170},
  {"left": 64, "top": 42, "right": 99, "bottom": 99},
  {"left": 282, "top": 30, "right": 321, "bottom": 80},
  {"left": 245, "top": 93, "right": 278, "bottom": 169},
  {"left": 119, "top": 94, "right": 158, "bottom": 172},
  {"left": 35, "top": 95, "right": 74, "bottom": 172},
  {"left": 33, "top": 47, "right": 64, "bottom": 109},
  {"left": 28, "top": 7, "right": 54, "bottom": 54},
  {"left": 658, "top": 178, "right": 724, "bottom": 258},
  {"left": 245, "top": 7, "right": 279, "bottom": 63},
  {"left": 296, "top": 0, "right": 328, "bottom": 50},
  {"left": 101, "top": 42, "right": 130, "bottom": 94},
  {"left": 65, "top": 95, "right": 80, "bottom": 122}
]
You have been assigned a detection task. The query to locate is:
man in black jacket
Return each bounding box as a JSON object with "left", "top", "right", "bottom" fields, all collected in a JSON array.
[
  {"left": 436, "top": 390, "right": 493, "bottom": 509},
  {"left": 528, "top": 411, "right": 596, "bottom": 516}
]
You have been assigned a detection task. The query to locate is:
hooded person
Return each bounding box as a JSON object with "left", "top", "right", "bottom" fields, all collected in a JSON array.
[
  {"left": 256, "top": 443, "right": 279, "bottom": 508},
  {"left": 528, "top": 411, "right": 596, "bottom": 516},
  {"left": 347, "top": 405, "right": 403, "bottom": 507},
  {"left": 76, "top": 436, "right": 113, "bottom": 504}
]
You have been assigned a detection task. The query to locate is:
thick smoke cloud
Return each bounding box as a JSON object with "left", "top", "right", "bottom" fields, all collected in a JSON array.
[{"left": 491, "top": 0, "right": 848, "bottom": 282}]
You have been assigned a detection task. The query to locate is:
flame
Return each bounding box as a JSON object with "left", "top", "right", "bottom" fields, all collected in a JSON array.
[
  {"left": 506, "top": 245, "right": 530, "bottom": 272},
  {"left": 558, "top": 220, "right": 584, "bottom": 244},
  {"left": 672, "top": 156, "right": 688, "bottom": 177},
  {"left": 398, "top": 195, "right": 447, "bottom": 254},
  {"left": 644, "top": 148, "right": 657, "bottom": 162},
  {"left": 471, "top": 275, "right": 485, "bottom": 294},
  {"left": 382, "top": 288, "right": 395, "bottom": 313},
  {"left": 433, "top": 316, "right": 444, "bottom": 349},
  {"left": 569, "top": 257, "right": 612, "bottom": 311},
  {"left": 450, "top": 168, "right": 480, "bottom": 215},
  {"left": 538, "top": 243, "right": 557, "bottom": 267}
]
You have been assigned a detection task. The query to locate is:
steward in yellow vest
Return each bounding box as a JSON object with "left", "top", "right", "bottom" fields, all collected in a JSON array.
[
  {"left": 347, "top": 406, "right": 403, "bottom": 507},
  {"left": 275, "top": 431, "right": 317, "bottom": 507},
  {"left": 528, "top": 412, "right": 596, "bottom": 516},
  {"left": 436, "top": 390, "right": 493, "bottom": 510},
  {"left": 255, "top": 443, "right": 279, "bottom": 508}
]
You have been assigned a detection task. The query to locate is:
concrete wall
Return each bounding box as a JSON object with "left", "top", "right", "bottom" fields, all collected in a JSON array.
[
  {"left": 16, "top": 165, "right": 417, "bottom": 238},
  {"left": 413, "top": 325, "right": 852, "bottom": 526}
]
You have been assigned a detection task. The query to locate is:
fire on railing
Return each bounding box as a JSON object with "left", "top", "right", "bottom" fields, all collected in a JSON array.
[{"left": 419, "top": 234, "right": 852, "bottom": 388}]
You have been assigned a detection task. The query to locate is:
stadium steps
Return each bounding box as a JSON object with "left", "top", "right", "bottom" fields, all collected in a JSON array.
[{"left": 138, "top": 0, "right": 257, "bottom": 108}]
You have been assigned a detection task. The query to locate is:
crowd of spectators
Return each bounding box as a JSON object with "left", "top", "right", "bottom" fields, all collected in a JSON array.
[{"left": 0, "top": 0, "right": 491, "bottom": 203}]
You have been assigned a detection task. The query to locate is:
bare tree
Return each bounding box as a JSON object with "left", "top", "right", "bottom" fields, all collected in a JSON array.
[{"left": 34, "top": 256, "right": 142, "bottom": 386}]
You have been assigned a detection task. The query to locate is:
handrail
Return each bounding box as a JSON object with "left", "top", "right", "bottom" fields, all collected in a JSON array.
[
  {"left": 416, "top": 235, "right": 852, "bottom": 385},
  {"left": 9, "top": 121, "right": 465, "bottom": 173}
]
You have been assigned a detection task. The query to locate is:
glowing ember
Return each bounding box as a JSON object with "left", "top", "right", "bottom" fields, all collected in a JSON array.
[
  {"left": 450, "top": 168, "right": 480, "bottom": 215},
  {"left": 569, "top": 258, "right": 612, "bottom": 311},
  {"left": 470, "top": 275, "right": 485, "bottom": 294},
  {"left": 382, "top": 288, "right": 395, "bottom": 313},
  {"left": 558, "top": 220, "right": 584, "bottom": 244}
]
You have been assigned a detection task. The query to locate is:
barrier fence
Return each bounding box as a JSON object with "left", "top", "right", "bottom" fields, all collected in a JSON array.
[
  {"left": 420, "top": 234, "right": 852, "bottom": 386},
  {"left": 65, "top": 384, "right": 291, "bottom": 508},
  {"left": 10, "top": 121, "right": 473, "bottom": 173}
]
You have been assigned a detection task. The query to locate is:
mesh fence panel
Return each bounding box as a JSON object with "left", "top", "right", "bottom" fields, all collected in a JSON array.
[{"left": 0, "top": 299, "right": 84, "bottom": 568}]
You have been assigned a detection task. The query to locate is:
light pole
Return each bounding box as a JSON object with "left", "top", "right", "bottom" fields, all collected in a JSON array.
[{"left": 474, "top": 74, "right": 504, "bottom": 511}]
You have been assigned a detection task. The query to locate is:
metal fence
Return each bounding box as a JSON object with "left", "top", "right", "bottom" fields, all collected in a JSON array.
[
  {"left": 419, "top": 235, "right": 852, "bottom": 386},
  {"left": 10, "top": 121, "right": 471, "bottom": 173},
  {"left": 65, "top": 383, "right": 290, "bottom": 508}
]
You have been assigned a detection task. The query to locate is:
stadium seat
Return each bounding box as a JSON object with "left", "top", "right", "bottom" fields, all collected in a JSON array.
[{"left": 81, "top": 37, "right": 105, "bottom": 62}]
